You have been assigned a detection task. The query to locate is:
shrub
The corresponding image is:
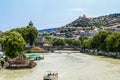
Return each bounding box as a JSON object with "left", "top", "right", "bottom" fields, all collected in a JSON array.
[{"left": 26, "top": 50, "right": 32, "bottom": 53}]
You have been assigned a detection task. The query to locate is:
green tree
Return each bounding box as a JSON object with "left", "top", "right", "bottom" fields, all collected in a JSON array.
[
  {"left": 27, "top": 26, "right": 38, "bottom": 46},
  {"left": 11, "top": 26, "right": 38, "bottom": 47},
  {"left": 79, "top": 36, "right": 88, "bottom": 47},
  {"left": 105, "top": 32, "right": 120, "bottom": 51},
  {"left": 0, "top": 31, "right": 26, "bottom": 58},
  {"left": 65, "top": 32, "right": 72, "bottom": 38},
  {"left": 11, "top": 27, "right": 29, "bottom": 43},
  {"left": 64, "top": 39, "right": 73, "bottom": 46},
  {"left": 93, "top": 21, "right": 103, "bottom": 28},
  {"left": 81, "top": 38, "right": 93, "bottom": 49},
  {"left": 71, "top": 39, "right": 81, "bottom": 46},
  {"left": 91, "top": 30, "right": 111, "bottom": 50},
  {"left": 52, "top": 38, "right": 65, "bottom": 46},
  {"left": 45, "top": 36, "right": 53, "bottom": 43}
]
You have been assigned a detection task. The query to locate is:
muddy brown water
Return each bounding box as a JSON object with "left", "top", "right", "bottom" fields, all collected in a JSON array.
[{"left": 0, "top": 50, "right": 120, "bottom": 80}]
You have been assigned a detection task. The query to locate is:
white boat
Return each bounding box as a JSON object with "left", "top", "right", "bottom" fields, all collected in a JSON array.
[{"left": 43, "top": 71, "right": 58, "bottom": 80}]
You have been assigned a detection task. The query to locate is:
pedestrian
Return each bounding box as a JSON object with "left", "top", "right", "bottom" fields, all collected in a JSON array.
[{"left": 1, "top": 60, "right": 4, "bottom": 68}]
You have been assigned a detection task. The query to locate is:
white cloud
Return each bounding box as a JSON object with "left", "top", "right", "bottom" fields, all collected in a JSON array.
[
  {"left": 71, "top": 8, "right": 85, "bottom": 12},
  {"left": 69, "top": 8, "right": 86, "bottom": 16},
  {"left": 69, "top": 8, "right": 99, "bottom": 17}
]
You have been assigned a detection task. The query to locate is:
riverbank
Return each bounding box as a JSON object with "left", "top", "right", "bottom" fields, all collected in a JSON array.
[{"left": 0, "top": 51, "right": 120, "bottom": 80}]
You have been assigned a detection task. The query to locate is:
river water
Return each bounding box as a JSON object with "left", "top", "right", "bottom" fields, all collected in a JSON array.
[{"left": 0, "top": 50, "right": 120, "bottom": 80}]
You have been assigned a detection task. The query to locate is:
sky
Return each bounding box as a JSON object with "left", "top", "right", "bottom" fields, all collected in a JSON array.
[{"left": 0, "top": 0, "right": 120, "bottom": 31}]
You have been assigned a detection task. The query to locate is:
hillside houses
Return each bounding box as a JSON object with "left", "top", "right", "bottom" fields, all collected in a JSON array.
[
  {"left": 37, "top": 13, "right": 120, "bottom": 40},
  {"left": 38, "top": 26, "right": 99, "bottom": 40}
]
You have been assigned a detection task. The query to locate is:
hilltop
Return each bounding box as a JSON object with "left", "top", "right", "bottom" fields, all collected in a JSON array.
[
  {"left": 62, "top": 13, "right": 120, "bottom": 28},
  {"left": 38, "top": 13, "right": 120, "bottom": 38}
]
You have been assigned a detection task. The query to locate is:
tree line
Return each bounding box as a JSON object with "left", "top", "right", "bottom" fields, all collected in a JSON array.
[
  {"left": 81, "top": 30, "right": 120, "bottom": 52},
  {"left": 44, "top": 37, "right": 81, "bottom": 47},
  {"left": 45, "top": 30, "right": 120, "bottom": 52}
]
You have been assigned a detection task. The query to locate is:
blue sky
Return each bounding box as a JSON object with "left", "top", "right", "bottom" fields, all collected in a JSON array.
[{"left": 0, "top": 0, "right": 120, "bottom": 31}]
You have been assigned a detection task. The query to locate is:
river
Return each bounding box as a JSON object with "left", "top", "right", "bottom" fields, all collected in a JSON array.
[{"left": 0, "top": 50, "right": 120, "bottom": 80}]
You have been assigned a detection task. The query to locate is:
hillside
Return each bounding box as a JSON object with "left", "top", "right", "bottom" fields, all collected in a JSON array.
[
  {"left": 38, "top": 28, "right": 57, "bottom": 33},
  {"left": 38, "top": 13, "right": 120, "bottom": 38},
  {"left": 63, "top": 13, "right": 120, "bottom": 28}
]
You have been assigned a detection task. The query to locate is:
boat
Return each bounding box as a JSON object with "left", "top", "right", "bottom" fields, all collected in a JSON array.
[
  {"left": 6, "top": 56, "right": 36, "bottom": 69},
  {"left": 28, "top": 54, "right": 44, "bottom": 60},
  {"left": 43, "top": 71, "right": 58, "bottom": 80}
]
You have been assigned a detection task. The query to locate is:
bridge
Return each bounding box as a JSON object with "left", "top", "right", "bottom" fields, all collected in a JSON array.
[{"left": 40, "top": 46, "right": 80, "bottom": 52}]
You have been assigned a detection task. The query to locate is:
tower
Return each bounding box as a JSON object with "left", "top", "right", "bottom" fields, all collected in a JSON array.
[
  {"left": 29, "top": 21, "right": 33, "bottom": 26},
  {"left": 82, "top": 14, "right": 86, "bottom": 19}
]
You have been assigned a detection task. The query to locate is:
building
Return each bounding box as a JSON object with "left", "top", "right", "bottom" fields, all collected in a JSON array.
[
  {"left": 29, "top": 21, "right": 33, "bottom": 26},
  {"left": 82, "top": 14, "right": 87, "bottom": 19},
  {"left": 35, "top": 36, "right": 45, "bottom": 44}
]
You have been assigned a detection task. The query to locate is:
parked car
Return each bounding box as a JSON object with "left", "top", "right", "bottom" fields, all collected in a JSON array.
[{"left": 98, "top": 50, "right": 105, "bottom": 55}]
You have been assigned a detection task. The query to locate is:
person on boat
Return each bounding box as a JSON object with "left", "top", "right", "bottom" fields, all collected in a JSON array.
[
  {"left": 55, "top": 72, "right": 58, "bottom": 78},
  {"left": 47, "top": 73, "right": 50, "bottom": 77},
  {"left": 47, "top": 73, "right": 52, "bottom": 77},
  {"left": 52, "top": 73, "right": 55, "bottom": 76},
  {"left": 49, "top": 73, "right": 52, "bottom": 76}
]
